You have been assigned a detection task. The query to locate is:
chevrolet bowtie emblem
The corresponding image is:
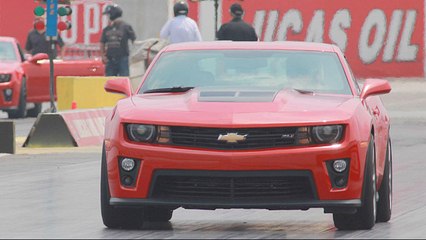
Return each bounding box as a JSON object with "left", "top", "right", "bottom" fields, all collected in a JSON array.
[{"left": 217, "top": 133, "right": 247, "bottom": 143}]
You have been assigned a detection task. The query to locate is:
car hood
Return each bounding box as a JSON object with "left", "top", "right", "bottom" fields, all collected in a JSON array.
[
  {"left": 122, "top": 88, "right": 358, "bottom": 126},
  {"left": 0, "top": 61, "right": 20, "bottom": 73}
]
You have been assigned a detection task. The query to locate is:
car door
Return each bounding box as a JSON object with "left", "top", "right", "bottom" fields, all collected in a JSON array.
[{"left": 23, "top": 58, "right": 105, "bottom": 102}]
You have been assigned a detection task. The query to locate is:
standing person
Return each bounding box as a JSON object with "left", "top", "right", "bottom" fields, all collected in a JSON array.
[
  {"left": 100, "top": 4, "right": 136, "bottom": 77},
  {"left": 25, "top": 17, "right": 65, "bottom": 59},
  {"left": 160, "top": 1, "right": 202, "bottom": 44},
  {"left": 216, "top": 3, "right": 258, "bottom": 41}
]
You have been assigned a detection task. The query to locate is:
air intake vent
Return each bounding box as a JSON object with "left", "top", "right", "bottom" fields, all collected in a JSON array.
[{"left": 199, "top": 90, "right": 277, "bottom": 102}]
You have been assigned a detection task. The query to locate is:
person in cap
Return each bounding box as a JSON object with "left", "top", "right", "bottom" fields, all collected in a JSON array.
[
  {"left": 100, "top": 4, "right": 136, "bottom": 76},
  {"left": 216, "top": 3, "right": 258, "bottom": 41},
  {"left": 160, "top": 1, "right": 202, "bottom": 44}
]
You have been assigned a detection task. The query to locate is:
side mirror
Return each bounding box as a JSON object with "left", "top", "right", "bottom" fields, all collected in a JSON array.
[
  {"left": 104, "top": 77, "right": 132, "bottom": 97},
  {"left": 360, "top": 78, "right": 391, "bottom": 101},
  {"left": 29, "top": 53, "right": 49, "bottom": 64}
]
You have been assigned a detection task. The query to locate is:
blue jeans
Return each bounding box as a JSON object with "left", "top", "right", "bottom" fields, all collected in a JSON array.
[{"left": 105, "top": 56, "right": 130, "bottom": 76}]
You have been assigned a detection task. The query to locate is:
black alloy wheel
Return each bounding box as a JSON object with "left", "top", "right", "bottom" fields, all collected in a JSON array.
[{"left": 333, "top": 134, "right": 377, "bottom": 230}]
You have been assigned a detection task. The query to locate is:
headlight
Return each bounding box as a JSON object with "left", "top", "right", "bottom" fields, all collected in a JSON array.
[
  {"left": 311, "top": 125, "right": 343, "bottom": 144},
  {"left": 0, "top": 74, "right": 11, "bottom": 83},
  {"left": 298, "top": 125, "right": 344, "bottom": 145},
  {"left": 127, "top": 124, "right": 156, "bottom": 142}
]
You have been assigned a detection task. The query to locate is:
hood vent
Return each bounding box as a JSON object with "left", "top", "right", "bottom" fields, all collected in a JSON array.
[{"left": 199, "top": 90, "right": 278, "bottom": 102}]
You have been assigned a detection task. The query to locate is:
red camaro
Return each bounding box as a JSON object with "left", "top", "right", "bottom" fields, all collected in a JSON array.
[
  {"left": 102, "top": 41, "right": 392, "bottom": 230},
  {"left": 0, "top": 36, "right": 104, "bottom": 118}
]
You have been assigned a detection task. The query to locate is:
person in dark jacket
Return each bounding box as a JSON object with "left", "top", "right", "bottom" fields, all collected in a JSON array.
[
  {"left": 216, "top": 3, "right": 258, "bottom": 41},
  {"left": 100, "top": 4, "right": 136, "bottom": 76},
  {"left": 25, "top": 17, "right": 65, "bottom": 59}
]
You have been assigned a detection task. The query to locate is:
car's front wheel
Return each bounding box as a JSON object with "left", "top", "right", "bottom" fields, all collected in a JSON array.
[
  {"left": 377, "top": 138, "right": 392, "bottom": 222},
  {"left": 27, "top": 103, "right": 42, "bottom": 118},
  {"left": 333, "top": 134, "right": 377, "bottom": 230},
  {"left": 100, "top": 144, "right": 145, "bottom": 229}
]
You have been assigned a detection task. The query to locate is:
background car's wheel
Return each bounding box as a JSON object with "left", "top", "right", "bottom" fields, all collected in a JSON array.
[
  {"left": 100, "top": 144, "right": 145, "bottom": 229},
  {"left": 333, "top": 134, "right": 377, "bottom": 230},
  {"left": 143, "top": 207, "right": 173, "bottom": 222},
  {"left": 27, "top": 103, "right": 42, "bottom": 118},
  {"left": 377, "top": 138, "right": 392, "bottom": 222},
  {"left": 7, "top": 78, "right": 27, "bottom": 119}
]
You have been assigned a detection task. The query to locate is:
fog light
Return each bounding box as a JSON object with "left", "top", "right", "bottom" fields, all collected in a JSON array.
[
  {"left": 122, "top": 175, "right": 134, "bottom": 186},
  {"left": 121, "top": 158, "right": 135, "bottom": 172},
  {"left": 333, "top": 159, "right": 347, "bottom": 173}
]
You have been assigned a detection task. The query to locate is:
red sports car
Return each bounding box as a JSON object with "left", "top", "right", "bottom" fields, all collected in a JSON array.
[
  {"left": 102, "top": 41, "right": 392, "bottom": 230},
  {"left": 0, "top": 36, "right": 104, "bottom": 118}
]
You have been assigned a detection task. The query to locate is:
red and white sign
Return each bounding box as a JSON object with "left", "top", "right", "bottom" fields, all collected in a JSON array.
[
  {"left": 59, "top": 1, "right": 112, "bottom": 45},
  {"left": 60, "top": 108, "right": 111, "bottom": 146},
  {"left": 223, "top": 0, "right": 424, "bottom": 78}
]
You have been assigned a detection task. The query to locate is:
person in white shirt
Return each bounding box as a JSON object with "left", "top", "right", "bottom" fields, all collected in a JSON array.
[{"left": 160, "top": 1, "right": 202, "bottom": 44}]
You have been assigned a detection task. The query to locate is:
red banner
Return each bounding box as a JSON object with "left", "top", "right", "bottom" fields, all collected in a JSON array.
[
  {"left": 223, "top": 0, "right": 424, "bottom": 78},
  {"left": 60, "top": 108, "right": 111, "bottom": 146}
]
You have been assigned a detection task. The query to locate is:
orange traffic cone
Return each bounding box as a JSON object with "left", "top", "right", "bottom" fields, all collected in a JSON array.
[{"left": 71, "top": 101, "right": 78, "bottom": 110}]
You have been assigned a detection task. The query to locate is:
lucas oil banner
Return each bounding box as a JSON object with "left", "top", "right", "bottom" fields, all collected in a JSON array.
[{"left": 222, "top": 0, "right": 424, "bottom": 78}]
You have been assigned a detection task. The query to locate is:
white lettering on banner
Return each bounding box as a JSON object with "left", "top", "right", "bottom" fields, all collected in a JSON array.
[
  {"left": 359, "top": 9, "right": 387, "bottom": 64},
  {"left": 276, "top": 9, "right": 303, "bottom": 41},
  {"left": 94, "top": 117, "right": 106, "bottom": 136},
  {"left": 84, "top": 4, "right": 101, "bottom": 45},
  {"left": 73, "top": 119, "right": 93, "bottom": 138},
  {"left": 264, "top": 10, "right": 279, "bottom": 42},
  {"left": 305, "top": 10, "right": 325, "bottom": 43},
  {"left": 329, "top": 9, "right": 351, "bottom": 52},
  {"left": 383, "top": 10, "right": 403, "bottom": 62},
  {"left": 60, "top": 4, "right": 109, "bottom": 45},
  {"left": 253, "top": 10, "right": 266, "bottom": 40},
  {"left": 254, "top": 8, "right": 418, "bottom": 64},
  {"left": 397, "top": 10, "right": 418, "bottom": 61},
  {"left": 72, "top": 117, "right": 106, "bottom": 138},
  {"left": 86, "top": 118, "right": 101, "bottom": 136}
]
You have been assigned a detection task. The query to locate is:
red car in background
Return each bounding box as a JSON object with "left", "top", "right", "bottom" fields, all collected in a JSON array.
[
  {"left": 0, "top": 36, "right": 104, "bottom": 118},
  {"left": 102, "top": 41, "right": 393, "bottom": 230}
]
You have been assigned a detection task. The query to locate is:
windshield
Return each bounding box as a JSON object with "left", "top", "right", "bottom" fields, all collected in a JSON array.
[
  {"left": 139, "top": 50, "right": 352, "bottom": 95},
  {"left": 0, "top": 41, "right": 17, "bottom": 61}
]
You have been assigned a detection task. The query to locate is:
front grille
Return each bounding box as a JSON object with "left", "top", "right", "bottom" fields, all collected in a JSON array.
[
  {"left": 170, "top": 126, "right": 298, "bottom": 150},
  {"left": 150, "top": 171, "right": 316, "bottom": 202}
]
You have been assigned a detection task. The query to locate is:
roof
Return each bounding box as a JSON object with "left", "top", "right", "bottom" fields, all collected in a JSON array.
[
  {"left": 163, "top": 41, "right": 338, "bottom": 53},
  {"left": 0, "top": 36, "right": 17, "bottom": 43}
]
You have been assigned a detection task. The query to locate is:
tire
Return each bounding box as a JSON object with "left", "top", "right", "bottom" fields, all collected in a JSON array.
[
  {"left": 8, "top": 78, "right": 27, "bottom": 119},
  {"left": 27, "top": 103, "right": 42, "bottom": 118},
  {"left": 144, "top": 207, "right": 173, "bottom": 222},
  {"left": 100, "top": 144, "right": 145, "bottom": 229},
  {"left": 377, "top": 138, "right": 392, "bottom": 222},
  {"left": 333, "top": 135, "right": 377, "bottom": 230}
]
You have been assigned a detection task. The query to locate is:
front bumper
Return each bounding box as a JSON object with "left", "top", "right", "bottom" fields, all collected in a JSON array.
[
  {"left": 106, "top": 137, "right": 367, "bottom": 211},
  {"left": 110, "top": 197, "right": 361, "bottom": 213}
]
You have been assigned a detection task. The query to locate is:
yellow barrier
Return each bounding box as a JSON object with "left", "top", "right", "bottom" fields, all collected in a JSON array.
[{"left": 57, "top": 77, "right": 125, "bottom": 111}]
